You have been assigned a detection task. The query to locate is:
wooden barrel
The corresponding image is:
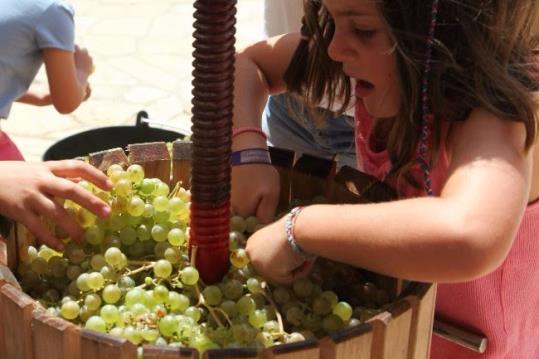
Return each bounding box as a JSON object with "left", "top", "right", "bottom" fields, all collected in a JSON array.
[{"left": 0, "top": 141, "right": 435, "bottom": 359}]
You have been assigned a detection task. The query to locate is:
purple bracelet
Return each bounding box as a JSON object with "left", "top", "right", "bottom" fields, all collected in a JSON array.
[{"left": 230, "top": 148, "right": 271, "bottom": 166}]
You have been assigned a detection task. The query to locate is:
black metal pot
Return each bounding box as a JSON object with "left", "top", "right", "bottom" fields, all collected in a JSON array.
[{"left": 42, "top": 111, "right": 185, "bottom": 161}]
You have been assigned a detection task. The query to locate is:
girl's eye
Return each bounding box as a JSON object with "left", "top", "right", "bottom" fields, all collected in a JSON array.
[{"left": 354, "top": 29, "right": 376, "bottom": 40}]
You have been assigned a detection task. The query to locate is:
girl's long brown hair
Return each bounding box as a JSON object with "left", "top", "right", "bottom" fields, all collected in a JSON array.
[{"left": 284, "top": 0, "right": 539, "bottom": 189}]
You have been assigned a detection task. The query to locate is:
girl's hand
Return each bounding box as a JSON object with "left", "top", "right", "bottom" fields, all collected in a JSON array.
[
  {"left": 231, "top": 164, "right": 280, "bottom": 223},
  {"left": 246, "top": 215, "right": 314, "bottom": 284},
  {"left": 83, "top": 84, "right": 92, "bottom": 101},
  {"left": 0, "top": 161, "right": 112, "bottom": 251},
  {"left": 74, "top": 45, "right": 94, "bottom": 77}
]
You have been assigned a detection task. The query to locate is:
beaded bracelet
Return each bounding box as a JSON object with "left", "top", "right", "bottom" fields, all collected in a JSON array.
[
  {"left": 230, "top": 148, "right": 271, "bottom": 166},
  {"left": 285, "top": 206, "right": 315, "bottom": 260},
  {"left": 232, "top": 126, "right": 267, "bottom": 141}
]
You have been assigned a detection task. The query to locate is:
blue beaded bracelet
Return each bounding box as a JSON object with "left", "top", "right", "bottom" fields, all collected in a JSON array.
[{"left": 285, "top": 206, "right": 315, "bottom": 260}]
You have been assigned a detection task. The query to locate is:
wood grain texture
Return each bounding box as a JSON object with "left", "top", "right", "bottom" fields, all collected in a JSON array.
[
  {"left": 80, "top": 329, "right": 137, "bottom": 359},
  {"left": 128, "top": 142, "right": 171, "bottom": 183},
  {"left": 0, "top": 284, "right": 36, "bottom": 359},
  {"left": 32, "top": 309, "right": 81, "bottom": 359},
  {"left": 143, "top": 344, "right": 198, "bottom": 358},
  {"left": 405, "top": 284, "right": 436, "bottom": 359}
]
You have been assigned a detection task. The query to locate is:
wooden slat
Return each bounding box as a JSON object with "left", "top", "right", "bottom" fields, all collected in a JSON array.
[
  {"left": 0, "top": 264, "right": 21, "bottom": 290},
  {"left": 143, "top": 344, "right": 198, "bottom": 358},
  {"left": 382, "top": 300, "right": 413, "bottom": 359},
  {"left": 0, "top": 238, "right": 7, "bottom": 268},
  {"left": 128, "top": 142, "right": 171, "bottom": 183},
  {"left": 266, "top": 339, "right": 320, "bottom": 359},
  {"left": 32, "top": 310, "right": 81, "bottom": 359},
  {"left": 5, "top": 220, "right": 19, "bottom": 272},
  {"left": 333, "top": 166, "right": 396, "bottom": 203},
  {"left": 326, "top": 181, "right": 362, "bottom": 204},
  {"left": 89, "top": 148, "right": 129, "bottom": 172},
  {"left": 291, "top": 154, "right": 335, "bottom": 200},
  {"left": 321, "top": 323, "right": 373, "bottom": 359},
  {"left": 268, "top": 147, "right": 295, "bottom": 210},
  {"left": 80, "top": 329, "right": 137, "bottom": 359},
  {"left": 0, "top": 283, "right": 36, "bottom": 359},
  {"left": 204, "top": 347, "right": 259, "bottom": 358},
  {"left": 172, "top": 140, "right": 193, "bottom": 189},
  {"left": 404, "top": 283, "right": 436, "bottom": 359},
  {"left": 368, "top": 311, "right": 392, "bottom": 359},
  {"left": 0, "top": 216, "right": 12, "bottom": 269}
]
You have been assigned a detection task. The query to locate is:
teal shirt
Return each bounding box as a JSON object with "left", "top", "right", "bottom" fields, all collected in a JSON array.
[{"left": 0, "top": 0, "right": 75, "bottom": 119}]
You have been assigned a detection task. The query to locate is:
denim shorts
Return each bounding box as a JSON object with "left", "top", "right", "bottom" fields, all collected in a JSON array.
[{"left": 262, "top": 93, "right": 356, "bottom": 168}]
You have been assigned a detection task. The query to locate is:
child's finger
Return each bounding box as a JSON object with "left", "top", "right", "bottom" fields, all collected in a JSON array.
[
  {"left": 256, "top": 191, "right": 279, "bottom": 224},
  {"left": 44, "top": 177, "right": 110, "bottom": 219},
  {"left": 46, "top": 160, "right": 112, "bottom": 191},
  {"left": 33, "top": 195, "right": 84, "bottom": 241},
  {"left": 22, "top": 212, "right": 64, "bottom": 251}
]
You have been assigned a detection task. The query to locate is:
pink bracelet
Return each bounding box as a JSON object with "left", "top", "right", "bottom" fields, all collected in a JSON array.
[{"left": 232, "top": 127, "right": 267, "bottom": 141}]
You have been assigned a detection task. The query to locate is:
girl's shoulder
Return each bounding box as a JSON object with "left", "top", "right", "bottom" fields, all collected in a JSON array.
[
  {"left": 449, "top": 108, "right": 527, "bottom": 140},
  {"left": 2, "top": 0, "right": 74, "bottom": 20}
]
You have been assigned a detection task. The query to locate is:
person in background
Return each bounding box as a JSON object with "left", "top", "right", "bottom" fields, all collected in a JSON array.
[
  {"left": 262, "top": 0, "right": 356, "bottom": 167},
  {"left": 233, "top": 0, "right": 539, "bottom": 358},
  {"left": 232, "top": 0, "right": 357, "bottom": 222},
  {"left": 0, "top": 0, "right": 94, "bottom": 160},
  {"left": 0, "top": 0, "right": 100, "bottom": 249}
]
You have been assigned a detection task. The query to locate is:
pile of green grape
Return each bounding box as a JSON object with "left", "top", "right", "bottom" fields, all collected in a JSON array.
[{"left": 16, "top": 163, "right": 387, "bottom": 356}]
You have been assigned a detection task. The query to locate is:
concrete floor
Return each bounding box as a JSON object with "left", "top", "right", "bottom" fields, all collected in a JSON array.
[{"left": 2, "top": 0, "right": 264, "bottom": 161}]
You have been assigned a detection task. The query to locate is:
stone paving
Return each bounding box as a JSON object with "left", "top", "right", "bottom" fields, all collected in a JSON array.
[{"left": 3, "top": 0, "right": 264, "bottom": 161}]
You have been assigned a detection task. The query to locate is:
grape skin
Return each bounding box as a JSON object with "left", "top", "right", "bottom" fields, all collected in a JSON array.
[{"left": 18, "top": 170, "right": 375, "bottom": 355}]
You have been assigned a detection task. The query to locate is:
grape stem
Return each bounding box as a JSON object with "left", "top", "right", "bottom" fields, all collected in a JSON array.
[
  {"left": 195, "top": 287, "right": 225, "bottom": 328},
  {"left": 168, "top": 181, "right": 181, "bottom": 198},
  {"left": 128, "top": 260, "right": 154, "bottom": 266},
  {"left": 213, "top": 307, "right": 233, "bottom": 327},
  {"left": 124, "top": 262, "right": 155, "bottom": 276},
  {"left": 189, "top": 245, "right": 225, "bottom": 328},
  {"left": 262, "top": 283, "right": 285, "bottom": 335}
]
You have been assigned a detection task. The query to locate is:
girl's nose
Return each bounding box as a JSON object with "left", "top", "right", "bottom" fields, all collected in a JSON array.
[{"left": 327, "top": 27, "right": 357, "bottom": 63}]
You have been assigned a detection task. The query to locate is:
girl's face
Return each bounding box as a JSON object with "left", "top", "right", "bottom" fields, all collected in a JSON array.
[{"left": 324, "top": 0, "right": 400, "bottom": 118}]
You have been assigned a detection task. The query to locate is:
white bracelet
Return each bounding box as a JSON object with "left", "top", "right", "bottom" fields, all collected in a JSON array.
[{"left": 285, "top": 206, "right": 315, "bottom": 260}]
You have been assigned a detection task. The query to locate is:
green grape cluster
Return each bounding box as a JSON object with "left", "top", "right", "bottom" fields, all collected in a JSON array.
[{"left": 17, "top": 163, "right": 388, "bottom": 356}]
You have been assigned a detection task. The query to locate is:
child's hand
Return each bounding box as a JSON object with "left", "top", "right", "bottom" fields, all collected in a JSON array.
[
  {"left": 83, "top": 84, "right": 92, "bottom": 101},
  {"left": 231, "top": 164, "right": 280, "bottom": 223},
  {"left": 74, "top": 45, "right": 94, "bottom": 77},
  {"left": 246, "top": 216, "right": 313, "bottom": 284},
  {"left": 0, "top": 161, "right": 112, "bottom": 251}
]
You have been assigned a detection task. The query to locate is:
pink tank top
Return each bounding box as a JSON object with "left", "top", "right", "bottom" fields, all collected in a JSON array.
[
  {"left": 0, "top": 130, "right": 24, "bottom": 161},
  {"left": 355, "top": 101, "right": 539, "bottom": 358}
]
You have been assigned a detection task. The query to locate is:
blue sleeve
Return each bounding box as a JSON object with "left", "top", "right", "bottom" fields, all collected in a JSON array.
[{"left": 35, "top": 1, "right": 75, "bottom": 52}]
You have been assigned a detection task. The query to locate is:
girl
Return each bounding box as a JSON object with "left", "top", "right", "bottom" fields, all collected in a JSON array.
[
  {"left": 263, "top": 0, "right": 357, "bottom": 171},
  {"left": 0, "top": 0, "right": 100, "bottom": 251},
  {"left": 232, "top": 0, "right": 539, "bottom": 358},
  {"left": 0, "top": 0, "right": 93, "bottom": 160}
]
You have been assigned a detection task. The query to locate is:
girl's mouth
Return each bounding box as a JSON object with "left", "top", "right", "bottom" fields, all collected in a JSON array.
[{"left": 356, "top": 79, "right": 375, "bottom": 98}]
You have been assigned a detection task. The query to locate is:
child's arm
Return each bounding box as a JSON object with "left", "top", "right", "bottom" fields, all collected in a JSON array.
[
  {"left": 232, "top": 33, "right": 301, "bottom": 222},
  {"left": 0, "top": 161, "right": 111, "bottom": 251},
  {"left": 42, "top": 45, "right": 93, "bottom": 114},
  {"left": 16, "top": 90, "right": 52, "bottom": 107},
  {"left": 247, "top": 109, "right": 531, "bottom": 284}
]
